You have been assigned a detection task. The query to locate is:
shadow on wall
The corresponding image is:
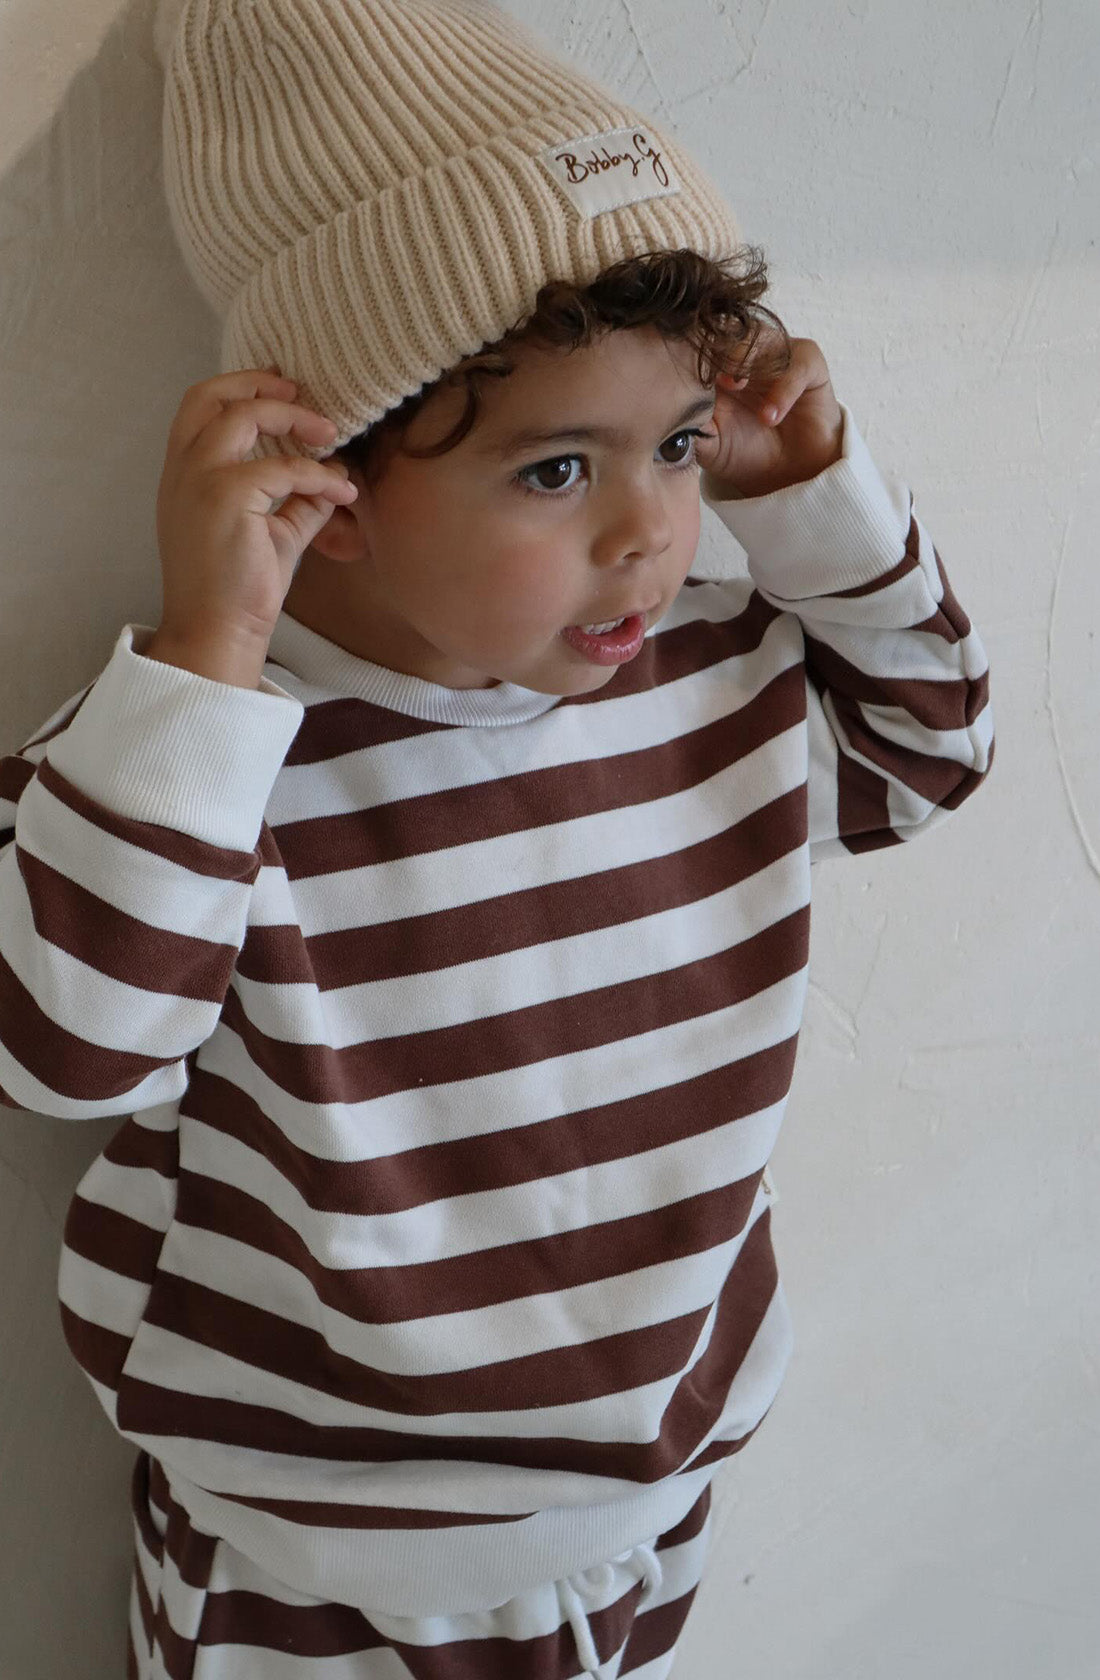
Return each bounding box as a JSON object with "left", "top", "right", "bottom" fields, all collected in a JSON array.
[
  {"left": 0, "top": 5, "right": 214, "bottom": 1677},
  {"left": 0, "top": 0, "right": 217, "bottom": 728}
]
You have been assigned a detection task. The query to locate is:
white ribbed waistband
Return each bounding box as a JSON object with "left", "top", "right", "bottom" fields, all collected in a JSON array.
[{"left": 168, "top": 1464, "right": 716, "bottom": 1616}]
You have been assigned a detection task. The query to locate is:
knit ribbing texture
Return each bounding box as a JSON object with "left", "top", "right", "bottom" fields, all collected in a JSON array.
[{"left": 155, "top": 0, "right": 745, "bottom": 459}]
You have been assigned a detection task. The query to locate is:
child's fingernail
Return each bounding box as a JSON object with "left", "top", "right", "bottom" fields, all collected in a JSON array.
[{"left": 762, "top": 404, "right": 778, "bottom": 423}]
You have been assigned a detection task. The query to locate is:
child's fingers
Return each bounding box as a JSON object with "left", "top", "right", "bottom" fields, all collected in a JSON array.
[
  {"left": 717, "top": 370, "right": 781, "bottom": 421},
  {"left": 188, "top": 397, "right": 339, "bottom": 469},
  {"left": 718, "top": 370, "right": 795, "bottom": 427},
  {"left": 168, "top": 369, "right": 300, "bottom": 454},
  {"left": 268, "top": 490, "right": 349, "bottom": 559},
  {"left": 758, "top": 338, "right": 829, "bottom": 423},
  {"left": 224, "top": 453, "right": 359, "bottom": 514},
  {"left": 749, "top": 350, "right": 815, "bottom": 424}
]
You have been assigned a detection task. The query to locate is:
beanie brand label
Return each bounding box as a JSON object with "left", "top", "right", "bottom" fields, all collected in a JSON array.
[{"left": 540, "top": 126, "right": 682, "bottom": 219}]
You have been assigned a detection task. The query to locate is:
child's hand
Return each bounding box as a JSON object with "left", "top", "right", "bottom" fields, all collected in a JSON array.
[
  {"left": 154, "top": 368, "right": 360, "bottom": 655},
  {"left": 695, "top": 331, "right": 845, "bottom": 500}
]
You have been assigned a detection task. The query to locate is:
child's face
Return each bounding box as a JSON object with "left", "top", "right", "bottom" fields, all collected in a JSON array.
[{"left": 290, "top": 325, "right": 717, "bottom": 694}]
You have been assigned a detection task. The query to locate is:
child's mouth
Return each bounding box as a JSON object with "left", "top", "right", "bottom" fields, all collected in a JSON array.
[{"left": 561, "top": 613, "right": 647, "bottom": 665}]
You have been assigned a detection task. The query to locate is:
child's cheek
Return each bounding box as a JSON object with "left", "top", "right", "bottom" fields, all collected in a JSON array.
[{"left": 478, "top": 552, "right": 571, "bottom": 634}]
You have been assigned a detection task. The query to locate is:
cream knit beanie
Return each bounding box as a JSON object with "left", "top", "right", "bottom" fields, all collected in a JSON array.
[{"left": 153, "top": 0, "right": 745, "bottom": 462}]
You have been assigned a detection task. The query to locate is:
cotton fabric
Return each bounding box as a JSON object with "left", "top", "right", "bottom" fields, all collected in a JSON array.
[
  {"left": 128, "top": 1453, "right": 714, "bottom": 1679},
  {"left": 0, "top": 407, "right": 994, "bottom": 1620}
]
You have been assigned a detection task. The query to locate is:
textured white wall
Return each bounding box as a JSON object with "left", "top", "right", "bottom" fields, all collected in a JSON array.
[{"left": 0, "top": 1, "right": 1096, "bottom": 1676}]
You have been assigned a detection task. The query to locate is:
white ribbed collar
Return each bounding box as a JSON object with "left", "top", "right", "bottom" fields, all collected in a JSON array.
[{"left": 266, "top": 612, "right": 563, "bottom": 727}]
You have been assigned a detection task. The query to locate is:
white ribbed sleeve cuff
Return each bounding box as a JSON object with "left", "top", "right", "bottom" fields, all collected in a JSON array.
[
  {"left": 701, "top": 403, "right": 913, "bottom": 600},
  {"left": 45, "top": 623, "right": 305, "bottom": 852}
]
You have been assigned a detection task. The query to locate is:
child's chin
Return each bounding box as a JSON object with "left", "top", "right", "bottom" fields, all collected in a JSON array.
[{"left": 519, "top": 659, "right": 620, "bottom": 697}]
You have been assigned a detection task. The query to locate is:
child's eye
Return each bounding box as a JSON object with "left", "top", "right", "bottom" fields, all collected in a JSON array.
[
  {"left": 514, "top": 429, "right": 713, "bottom": 498},
  {"left": 518, "top": 455, "right": 584, "bottom": 495},
  {"left": 658, "top": 429, "right": 708, "bottom": 466}
]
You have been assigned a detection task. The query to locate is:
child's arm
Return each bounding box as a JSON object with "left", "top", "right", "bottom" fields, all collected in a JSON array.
[
  {"left": 0, "top": 631, "right": 304, "bottom": 1118},
  {"left": 701, "top": 388, "right": 993, "bottom": 861},
  {"left": 0, "top": 370, "right": 355, "bottom": 1120}
]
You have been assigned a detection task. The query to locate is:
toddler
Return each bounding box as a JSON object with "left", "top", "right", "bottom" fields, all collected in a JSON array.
[{"left": 0, "top": 0, "right": 993, "bottom": 1674}]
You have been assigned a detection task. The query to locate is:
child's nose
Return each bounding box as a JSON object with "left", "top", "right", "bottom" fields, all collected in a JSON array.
[{"left": 592, "top": 481, "right": 675, "bottom": 568}]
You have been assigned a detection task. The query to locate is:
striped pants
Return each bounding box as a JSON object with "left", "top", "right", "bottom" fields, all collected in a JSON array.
[{"left": 127, "top": 1454, "right": 714, "bottom": 1679}]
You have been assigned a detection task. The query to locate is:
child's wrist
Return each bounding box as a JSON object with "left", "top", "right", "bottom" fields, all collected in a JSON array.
[{"left": 144, "top": 626, "right": 269, "bottom": 690}]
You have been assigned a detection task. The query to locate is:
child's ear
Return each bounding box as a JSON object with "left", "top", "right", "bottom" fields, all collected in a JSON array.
[{"left": 306, "top": 483, "right": 369, "bottom": 565}]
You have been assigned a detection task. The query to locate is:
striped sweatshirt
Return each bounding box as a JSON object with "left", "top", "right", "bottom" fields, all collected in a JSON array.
[{"left": 0, "top": 406, "right": 992, "bottom": 1616}]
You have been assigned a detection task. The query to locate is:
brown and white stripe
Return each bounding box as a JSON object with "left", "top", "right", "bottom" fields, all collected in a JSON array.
[
  {"left": 0, "top": 405, "right": 992, "bottom": 1616},
  {"left": 127, "top": 1451, "right": 713, "bottom": 1679}
]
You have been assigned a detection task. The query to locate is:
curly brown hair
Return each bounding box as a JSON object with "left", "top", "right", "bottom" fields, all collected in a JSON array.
[{"left": 333, "top": 245, "right": 791, "bottom": 486}]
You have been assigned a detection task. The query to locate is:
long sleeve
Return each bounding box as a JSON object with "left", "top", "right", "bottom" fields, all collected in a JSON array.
[
  {"left": 0, "top": 623, "right": 304, "bottom": 1119},
  {"left": 702, "top": 403, "right": 994, "bottom": 861}
]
